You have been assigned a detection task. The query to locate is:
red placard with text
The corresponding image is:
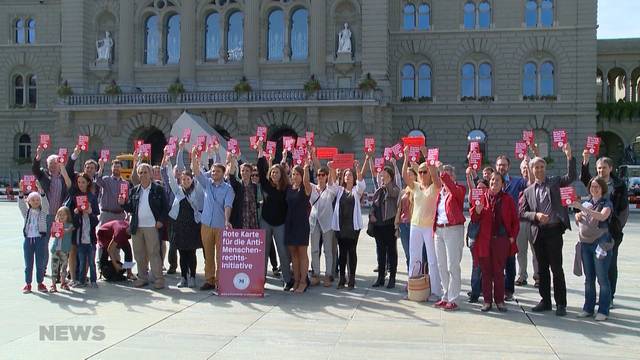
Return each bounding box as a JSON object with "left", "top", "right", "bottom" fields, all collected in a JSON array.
[
  {"left": 384, "top": 147, "right": 393, "bottom": 161},
  {"left": 77, "top": 135, "right": 89, "bottom": 152},
  {"left": 522, "top": 130, "right": 534, "bottom": 146},
  {"left": 316, "top": 147, "right": 338, "bottom": 160},
  {"left": 585, "top": 136, "right": 601, "bottom": 155},
  {"left": 39, "top": 134, "right": 51, "bottom": 150},
  {"left": 168, "top": 136, "right": 178, "bottom": 146},
  {"left": 402, "top": 136, "right": 426, "bottom": 147},
  {"left": 228, "top": 138, "right": 240, "bottom": 156},
  {"left": 560, "top": 187, "right": 577, "bottom": 207},
  {"left": 293, "top": 148, "right": 306, "bottom": 165},
  {"left": 364, "top": 138, "right": 376, "bottom": 154},
  {"left": 469, "top": 151, "right": 482, "bottom": 170},
  {"left": 391, "top": 143, "right": 404, "bottom": 159},
  {"left": 552, "top": 129, "right": 567, "bottom": 150},
  {"left": 306, "top": 132, "right": 315, "bottom": 147},
  {"left": 256, "top": 126, "right": 268, "bottom": 142},
  {"left": 218, "top": 229, "right": 266, "bottom": 297},
  {"left": 100, "top": 149, "right": 110, "bottom": 162},
  {"left": 515, "top": 141, "right": 527, "bottom": 160},
  {"left": 134, "top": 139, "right": 144, "bottom": 153},
  {"left": 181, "top": 128, "right": 192, "bottom": 143},
  {"left": 164, "top": 144, "right": 176, "bottom": 157},
  {"left": 283, "top": 136, "right": 295, "bottom": 152},
  {"left": 408, "top": 146, "right": 421, "bottom": 163},
  {"left": 139, "top": 144, "right": 151, "bottom": 158},
  {"left": 296, "top": 137, "right": 307, "bottom": 149},
  {"left": 119, "top": 182, "right": 129, "bottom": 200},
  {"left": 57, "top": 148, "right": 68, "bottom": 164},
  {"left": 22, "top": 175, "right": 36, "bottom": 194},
  {"left": 75, "top": 195, "right": 89, "bottom": 212},
  {"left": 427, "top": 148, "right": 439, "bottom": 166},
  {"left": 209, "top": 135, "right": 220, "bottom": 149},
  {"left": 50, "top": 221, "right": 64, "bottom": 239},
  {"left": 469, "top": 141, "right": 480, "bottom": 153},
  {"left": 196, "top": 135, "right": 207, "bottom": 153},
  {"left": 249, "top": 136, "right": 258, "bottom": 150},
  {"left": 374, "top": 157, "right": 384, "bottom": 173},
  {"left": 332, "top": 153, "right": 355, "bottom": 169},
  {"left": 471, "top": 188, "right": 486, "bottom": 206},
  {"left": 265, "top": 141, "right": 277, "bottom": 156}
]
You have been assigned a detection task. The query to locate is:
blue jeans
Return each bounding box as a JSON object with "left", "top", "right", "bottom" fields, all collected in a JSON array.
[
  {"left": 470, "top": 248, "right": 482, "bottom": 298},
  {"left": 581, "top": 240, "right": 612, "bottom": 315},
  {"left": 77, "top": 243, "right": 97, "bottom": 284},
  {"left": 23, "top": 237, "right": 47, "bottom": 284}
]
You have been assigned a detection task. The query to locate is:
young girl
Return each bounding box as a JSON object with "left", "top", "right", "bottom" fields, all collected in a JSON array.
[
  {"left": 18, "top": 181, "right": 49, "bottom": 293},
  {"left": 49, "top": 207, "right": 74, "bottom": 292}
]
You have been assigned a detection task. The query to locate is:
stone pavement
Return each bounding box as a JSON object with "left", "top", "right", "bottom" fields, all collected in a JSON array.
[{"left": 0, "top": 202, "right": 639, "bottom": 360}]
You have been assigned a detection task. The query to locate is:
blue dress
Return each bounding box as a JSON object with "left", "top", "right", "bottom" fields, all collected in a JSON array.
[{"left": 285, "top": 186, "right": 310, "bottom": 246}]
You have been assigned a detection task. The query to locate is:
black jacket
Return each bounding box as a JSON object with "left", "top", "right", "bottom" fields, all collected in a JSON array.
[
  {"left": 121, "top": 182, "right": 168, "bottom": 235},
  {"left": 228, "top": 174, "right": 258, "bottom": 229},
  {"left": 65, "top": 189, "right": 100, "bottom": 245}
]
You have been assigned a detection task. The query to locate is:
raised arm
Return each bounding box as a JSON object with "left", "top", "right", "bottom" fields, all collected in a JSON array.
[
  {"left": 32, "top": 146, "right": 45, "bottom": 180},
  {"left": 59, "top": 160, "right": 72, "bottom": 189},
  {"left": 357, "top": 155, "right": 367, "bottom": 181},
  {"left": 430, "top": 164, "right": 442, "bottom": 192},
  {"left": 303, "top": 163, "right": 312, "bottom": 196},
  {"left": 580, "top": 149, "right": 592, "bottom": 187},
  {"left": 164, "top": 157, "right": 180, "bottom": 195},
  {"left": 559, "top": 142, "right": 577, "bottom": 187}
]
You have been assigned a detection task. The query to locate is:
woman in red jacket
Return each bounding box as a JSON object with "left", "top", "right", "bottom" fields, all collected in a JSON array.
[{"left": 471, "top": 172, "right": 519, "bottom": 312}]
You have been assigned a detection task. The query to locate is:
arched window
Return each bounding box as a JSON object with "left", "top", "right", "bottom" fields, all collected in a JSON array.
[
  {"left": 418, "top": 64, "right": 432, "bottom": 98},
  {"left": 27, "top": 19, "right": 36, "bottom": 44},
  {"left": 523, "top": 62, "right": 537, "bottom": 97},
  {"left": 408, "top": 129, "right": 426, "bottom": 138},
  {"left": 403, "top": 4, "right": 416, "bottom": 30},
  {"left": 290, "top": 8, "right": 308, "bottom": 60},
  {"left": 401, "top": 64, "right": 415, "bottom": 98},
  {"left": 525, "top": 0, "right": 537, "bottom": 28},
  {"left": 15, "top": 19, "right": 25, "bottom": 44},
  {"left": 144, "top": 15, "right": 160, "bottom": 64},
  {"left": 165, "top": 14, "right": 180, "bottom": 64},
  {"left": 28, "top": 75, "right": 37, "bottom": 106},
  {"left": 227, "top": 11, "right": 244, "bottom": 61},
  {"left": 540, "top": 61, "right": 555, "bottom": 96},
  {"left": 14, "top": 75, "right": 24, "bottom": 106},
  {"left": 268, "top": 9, "right": 284, "bottom": 60},
  {"left": 463, "top": 2, "right": 476, "bottom": 30},
  {"left": 478, "top": 1, "right": 491, "bottom": 29},
  {"left": 461, "top": 63, "right": 475, "bottom": 97},
  {"left": 540, "top": 0, "right": 554, "bottom": 27},
  {"left": 205, "top": 12, "right": 221, "bottom": 60},
  {"left": 18, "top": 134, "right": 32, "bottom": 160},
  {"left": 478, "top": 62, "right": 492, "bottom": 97},
  {"left": 417, "top": 3, "right": 430, "bottom": 30}
]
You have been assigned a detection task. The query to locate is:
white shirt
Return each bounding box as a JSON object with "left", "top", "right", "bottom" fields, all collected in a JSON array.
[
  {"left": 137, "top": 184, "right": 156, "bottom": 228},
  {"left": 309, "top": 183, "right": 338, "bottom": 233},
  {"left": 81, "top": 214, "right": 91, "bottom": 244},
  {"left": 26, "top": 209, "right": 40, "bottom": 238},
  {"left": 436, "top": 189, "right": 449, "bottom": 225}
]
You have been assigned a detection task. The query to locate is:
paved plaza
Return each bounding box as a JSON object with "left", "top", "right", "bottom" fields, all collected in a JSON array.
[{"left": 1, "top": 202, "right": 639, "bottom": 360}]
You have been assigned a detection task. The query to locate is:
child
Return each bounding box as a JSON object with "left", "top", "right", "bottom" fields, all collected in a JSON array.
[
  {"left": 49, "top": 207, "right": 74, "bottom": 292},
  {"left": 18, "top": 180, "right": 49, "bottom": 293}
]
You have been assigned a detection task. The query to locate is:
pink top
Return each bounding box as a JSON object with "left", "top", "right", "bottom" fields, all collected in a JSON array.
[{"left": 399, "top": 190, "right": 412, "bottom": 224}]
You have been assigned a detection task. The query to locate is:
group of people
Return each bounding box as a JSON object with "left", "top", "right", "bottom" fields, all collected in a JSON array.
[{"left": 18, "top": 133, "right": 628, "bottom": 321}]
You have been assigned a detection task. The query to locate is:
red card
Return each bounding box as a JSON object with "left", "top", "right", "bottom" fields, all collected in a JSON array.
[
  {"left": 471, "top": 188, "right": 486, "bottom": 206},
  {"left": 515, "top": 141, "right": 527, "bottom": 160},
  {"left": 209, "top": 135, "right": 220, "bottom": 149},
  {"left": 57, "top": 148, "right": 68, "bottom": 164},
  {"left": 296, "top": 137, "right": 307, "bottom": 149},
  {"left": 469, "top": 151, "right": 482, "bottom": 171},
  {"left": 283, "top": 136, "right": 295, "bottom": 151},
  {"left": 228, "top": 138, "right": 240, "bottom": 155},
  {"left": 402, "top": 136, "right": 426, "bottom": 147},
  {"left": 469, "top": 141, "right": 480, "bottom": 153},
  {"left": 374, "top": 158, "right": 385, "bottom": 173},
  {"left": 266, "top": 141, "right": 277, "bottom": 156},
  {"left": 391, "top": 143, "right": 404, "bottom": 159},
  {"left": 552, "top": 129, "right": 567, "bottom": 150},
  {"left": 560, "top": 186, "right": 577, "bottom": 207},
  {"left": 427, "top": 148, "right": 439, "bottom": 166},
  {"left": 256, "top": 126, "right": 268, "bottom": 142},
  {"left": 306, "top": 132, "right": 315, "bottom": 147},
  {"left": 164, "top": 144, "right": 176, "bottom": 157},
  {"left": 332, "top": 153, "right": 355, "bottom": 169},
  {"left": 100, "top": 149, "right": 110, "bottom": 162},
  {"left": 408, "top": 146, "right": 421, "bottom": 163},
  {"left": 316, "top": 147, "right": 338, "bottom": 160},
  {"left": 168, "top": 136, "right": 178, "bottom": 146},
  {"left": 293, "top": 148, "right": 306, "bottom": 165},
  {"left": 134, "top": 139, "right": 144, "bottom": 153},
  {"left": 585, "top": 136, "right": 601, "bottom": 155},
  {"left": 522, "top": 130, "right": 534, "bottom": 146},
  {"left": 76, "top": 195, "right": 88, "bottom": 212},
  {"left": 364, "top": 138, "right": 376, "bottom": 154},
  {"left": 119, "top": 182, "right": 129, "bottom": 200},
  {"left": 39, "top": 134, "right": 51, "bottom": 150},
  {"left": 77, "top": 135, "right": 89, "bottom": 151},
  {"left": 139, "top": 144, "right": 151, "bottom": 158},
  {"left": 22, "top": 175, "right": 36, "bottom": 194},
  {"left": 50, "top": 221, "right": 64, "bottom": 238},
  {"left": 383, "top": 147, "right": 393, "bottom": 161},
  {"left": 196, "top": 135, "right": 207, "bottom": 153},
  {"left": 182, "top": 128, "right": 192, "bottom": 143},
  {"left": 249, "top": 136, "right": 258, "bottom": 150}
]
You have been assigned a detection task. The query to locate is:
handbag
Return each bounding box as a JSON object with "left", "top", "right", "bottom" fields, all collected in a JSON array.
[
  {"left": 367, "top": 213, "right": 377, "bottom": 237},
  {"left": 407, "top": 261, "right": 430, "bottom": 302},
  {"left": 466, "top": 221, "right": 480, "bottom": 248}
]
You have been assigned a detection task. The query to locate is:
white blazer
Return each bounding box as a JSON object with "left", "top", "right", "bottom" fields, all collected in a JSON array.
[{"left": 331, "top": 179, "right": 367, "bottom": 232}]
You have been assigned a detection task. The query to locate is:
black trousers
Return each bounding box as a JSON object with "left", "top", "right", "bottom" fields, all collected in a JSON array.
[
  {"left": 533, "top": 225, "right": 567, "bottom": 307},
  {"left": 374, "top": 224, "right": 397, "bottom": 276},
  {"left": 337, "top": 233, "right": 359, "bottom": 279},
  {"left": 178, "top": 249, "right": 197, "bottom": 279},
  {"left": 168, "top": 242, "right": 178, "bottom": 269}
]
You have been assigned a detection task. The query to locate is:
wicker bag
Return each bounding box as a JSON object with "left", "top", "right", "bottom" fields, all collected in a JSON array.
[{"left": 407, "top": 261, "right": 430, "bottom": 302}]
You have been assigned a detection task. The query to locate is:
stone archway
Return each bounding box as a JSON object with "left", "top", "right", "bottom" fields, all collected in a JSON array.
[
  {"left": 268, "top": 126, "right": 298, "bottom": 163},
  {"left": 597, "top": 130, "right": 625, "bottom": 166},
  {"left": 130, "top": 126, "right": 167, "bottom": 165}
]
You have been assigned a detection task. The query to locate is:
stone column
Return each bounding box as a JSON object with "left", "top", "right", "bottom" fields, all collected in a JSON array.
[
  {"left": 626, "top": 73, "right": 632, "bottom": 102},
  {"left": 361, "top": 0, "right": 389, "bottom": 92},
  {"left": 310, "top": 0, "right": 326, "bottom": 80},
  {"left": 244, "top": 0, "right": 259, "bottom": 80},
  {"left": 180, "top": 0, "right": 197, "bottom": 88},
  {"left": 118, "top": 0, "right": 135, "bottom": 86},
  {"left": 61, "top": 0, "right": 88, "bottom": 91}
]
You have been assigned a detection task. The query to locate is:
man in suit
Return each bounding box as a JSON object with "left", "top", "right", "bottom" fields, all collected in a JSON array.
[{"left": 520, "top": 142, "right": 576, "bottom": 316}]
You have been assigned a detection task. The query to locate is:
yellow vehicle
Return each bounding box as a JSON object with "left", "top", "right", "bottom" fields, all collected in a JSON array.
[{"left": 115, "top": 154, "right": 135, "bottom": 181}]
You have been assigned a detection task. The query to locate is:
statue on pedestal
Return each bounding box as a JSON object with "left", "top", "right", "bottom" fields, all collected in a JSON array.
[
  {"left": 96, "top": 31, "right": 114, "bottom": 64},
  {"left": 337, "top": 23, "right": 352, "bottom": 54}
]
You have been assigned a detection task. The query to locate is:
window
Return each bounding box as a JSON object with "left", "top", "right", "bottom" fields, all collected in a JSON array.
[
  {"left": 144, "top": 15, "right": 160, "bottom": 64},
  {"left": 525, "top": 0, "right": 537, "bottom": 27},
  {"left": 401, "top": 64, "right": 415, "bottom": 98},
  {"left": 540, "top": 61, "right": 554, "bottom": 96},
  {"left": 417, "top": 3, "right": 430, "bottom": 30},
  {"left": 28, "top": 75, "right": 37, "bottom": 106},
  {"left": 418, "top": 64, "right": 432, "bottom": 98},
  {"left": 14, "top": 76, "right": 24, "bottom": 106},
  {"left": 522, "top": 61, "right": 555, "bottom": 98},
  {"left": 525, "top": 0, "right": 554, "bottom": 28},
  {"left": 227, "top": 11, "right": 244, "bottom": 61},
  {"left": 540, "top": 0, "right": 553, "bottom": 27},
  {"left": 478, "top": 1, "right": 491, "bottom": 29},
  {"left": 403, "top": 4, "right": 416, "bottom": 30},
  {"left": 408, "top": 129, "right": 426, "bottom": 138},
  {"left": 461, "top": 63, "right": 475, "bottom": 97},
  {"left": 15, "top": 19, "right": 25, "bottom": 44},
  {"left": 165, "top": 14, "right": 180, "bottom": 64},
  {"left": 290, "top": 8, "right": 308, "bottom": 60},
  {"left": 18, "top": 134, "right": 32, "bottom": 160},
  {"left": 268, "top": 9, "right": 284, "bottom": 60},
  {"left": 478, "top": 62, "right": 492, "bottom": 97},
  {"left": 205, "top": 12, "right": 221, "bottom": 60},
  {"left": 27, "top": 19, "right": 36, "bottom": 43},
  {"left": 523, "top": 62, "right": 537, "bottom": 97},
  {"left": 464, "top": 2, "right": 476, "bottom": 29}
]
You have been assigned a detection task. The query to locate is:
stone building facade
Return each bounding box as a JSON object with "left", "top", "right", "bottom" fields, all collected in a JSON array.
[{"left": 0, "top": 0, "right": 603, "bottom": 182}]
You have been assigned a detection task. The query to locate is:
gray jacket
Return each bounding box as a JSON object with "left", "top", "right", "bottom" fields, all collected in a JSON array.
[{"left": 165, "top": 160, "right": 204, "bottom": 223}]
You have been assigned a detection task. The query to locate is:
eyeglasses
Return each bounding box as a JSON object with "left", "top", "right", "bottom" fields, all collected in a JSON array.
[
  {"left": 251, "top": 174, "right": 259, "bottom": 177},
  {"left": 317, "top": 173, "right": 327, "bottom": 177}
]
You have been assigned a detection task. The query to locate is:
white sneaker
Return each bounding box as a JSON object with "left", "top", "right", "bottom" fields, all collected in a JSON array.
[
  {"left": 595, "top": 313, "right": 608, "bottom": 321},
  {"left": 177, "top": 278, "right": 188, "bottom": 288},
  {"left": 188, "top": 277, "right": 196, "bottom": 288},
  {"left": 577, "top": 311, "right": 593, "bottom": 318}
]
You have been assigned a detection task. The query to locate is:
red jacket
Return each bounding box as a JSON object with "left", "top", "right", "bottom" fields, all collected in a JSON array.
[
  {"left": 432, "top": 172, "right": 466, "bottom": 231},
  {"left": 470, "top": 191, "right": 519, "bottom": 258}
]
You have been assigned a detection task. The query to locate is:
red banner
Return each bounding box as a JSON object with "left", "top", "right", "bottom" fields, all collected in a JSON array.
[
  {"left": 218, "top": 229, "right": 266, "bottom": 297},
  {"left": 332, "top": 153, "right": 355, "bottom": 169},
  {"left": 316, "top": 147, "right": 338, "bottom": 160},
  {"left": 402, "top": 136, "right": 425, "bottom": 147},
  {"left": 119, "top": 183, "right": 129, "bottom": 200},
  {"left": 293, "top": 147, "right": 306, "bottom": 165},
  {"left": 469, "top": 141, "right": 480, "bottom": 153},
  {"left": 168, "top": 136, "right": 178, "bottom": 146},
  {"left": 209, "top": 135, "right": 219, "bottom": 149},
  {"left": 391, "top": 143, "right": 403, "bottom": 159},
  {"left": 139, "top": 144, "right": 151, "bottom": 158}
]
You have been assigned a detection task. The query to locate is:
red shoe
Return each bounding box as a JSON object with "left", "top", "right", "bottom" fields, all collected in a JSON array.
[
  {"left": 22, "top": 284, "right": 32, "bottom": 294},
  {"left": 37, "top": 283, "right": 48, "bottom": 292},
  {"left": 444, "top": 302, "right": 459, "bottom": 311},
  {"left": 434, "top": 300, "right": 448, "bottom": 308},
  {"left": 61, "top": 282, "right": 70, "bottom": 291}
]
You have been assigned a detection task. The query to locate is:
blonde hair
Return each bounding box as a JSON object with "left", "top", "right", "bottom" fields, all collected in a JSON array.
[
  {"left": 55, "top": 206, "right": 73, "bottom": 224},
  {"left": 26, "top": 192, "right": 42, "bottom": 207}
]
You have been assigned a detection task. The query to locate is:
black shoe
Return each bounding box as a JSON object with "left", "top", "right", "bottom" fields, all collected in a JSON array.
[
  {"left": 504, "top": 293, "right": 515, "bottom": 302},
  {"left": 347, "top": 275, "right": 355, "bottom": 290},
  {"left": 337, "top": 277, "right": 346, "bottom": 289},
  {"left": 468, "top": 296, "right": 480, "bottom": 304},
  {"left": 515, "top": 278, "right": 527, "bottom": 286},
  {"left": 371, "top": 275, "right": 385, "bottom": 288},
  {"left": 386, "top": 275, "right": 396, "bottom": 289},
  {"left": 531, "top": 302, "right": 552, "bottom": 312},
  {"left": 373, "top": 267, "right": 379, "bottom": 273},
  {"left": 556, "top": 306, "right": 567, "bottom": 317},
  {"left": 283, "top": 280, "right": 294, "bottom": 291},
  {"left": 199, "top": 282, "right": 215, "bottom": 291},
  {"left": 167, "top": 267, "right": 177, "bottom": 275}
]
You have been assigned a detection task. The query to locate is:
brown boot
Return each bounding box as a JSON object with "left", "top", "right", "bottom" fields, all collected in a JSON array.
[
  {"left": 310, "top": 276, "right": 320, "bottom": 286},
  {"left": 323, "top": 276, "right": 332, "bottom": 287}
]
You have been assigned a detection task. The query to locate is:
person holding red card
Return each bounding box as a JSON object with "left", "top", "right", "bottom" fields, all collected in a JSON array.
[
  {"left": 48, "top": 207, "right": 74, "bottom": 292},
  {"left": 520, "top": 143, "right": 576, "bottom": 316},
  {"left": 471, "top": 172, "right": 520, "bottom": 313},
  {"left": 17, "top": 180, "right": 49, "bottom": 294},
  {"left": 67, "top": 145, "right": 100, "bottom": 196},
  {"left": 395, "top": 167, "right": 419, "bottom": 274},
  {"left": 95, "top": 159, "right": 128, "bottom": 226}
]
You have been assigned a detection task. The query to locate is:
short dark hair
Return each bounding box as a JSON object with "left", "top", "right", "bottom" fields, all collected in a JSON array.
[
  {"left": 483, "top": 166, "right": 495, "bottom": 174},
  {"left": 112, "top": 159, "right": 123, "bottom": 167},
  {"left": 85, "top": 159, "right": 99, "bottom": 170},
  {"left": 495, "top": 155, "right": 511, "bottom": 166},
  {"left": 589, "top": 176, "right": 608, "bottom": 196}
]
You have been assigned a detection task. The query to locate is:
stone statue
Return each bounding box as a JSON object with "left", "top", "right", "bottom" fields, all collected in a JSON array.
[
  {"left": 337, "top": 23, "right": 352, "bottom": 54},
  {"left": 96, "top": 31, "right": 113, "bottom": 63}
]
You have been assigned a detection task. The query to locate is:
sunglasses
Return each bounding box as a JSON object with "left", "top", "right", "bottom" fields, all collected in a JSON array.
[
  {"left": 317, "top": 173, "right": 327, "bottom": 177},
  {"left": 251, "top": 174, "right": 259, "bottom": 177}
]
